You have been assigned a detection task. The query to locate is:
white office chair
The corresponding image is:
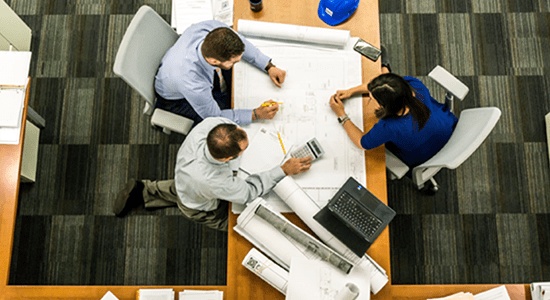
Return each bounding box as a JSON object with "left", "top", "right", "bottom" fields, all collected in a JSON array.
[
  {"left": 385, "top": 66, "right": 501, "bottom": 192},
  {"left": 113, "top": 5, "right": 193, "bottom": 135}
]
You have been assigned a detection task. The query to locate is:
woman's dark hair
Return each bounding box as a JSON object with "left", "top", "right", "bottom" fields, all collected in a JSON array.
[
  {"left": 367, "top": 73, "right": 430, "bottom": 130},
  {"left": 202, "top": 27, "right": 245, "bottom": 62},
  {"left": 207, "top": 123, "right": 247, "bottom": 159}
]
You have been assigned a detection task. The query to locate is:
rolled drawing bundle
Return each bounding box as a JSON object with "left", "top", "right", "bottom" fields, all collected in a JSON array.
[{"left": 273, "top": 177, "right": 389, "bottom": 294}]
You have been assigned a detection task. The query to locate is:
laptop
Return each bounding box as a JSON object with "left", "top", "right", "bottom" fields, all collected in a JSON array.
[{"left": 313, "top": 177, "right": 396, "bottom": 257}]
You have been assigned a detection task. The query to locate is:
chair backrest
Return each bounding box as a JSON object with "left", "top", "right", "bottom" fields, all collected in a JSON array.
[
  {"left": 113, "top": 5, "right": 178, "bottom": 110},
  {"left": 412, "top": 107, "right": 501, "bottom": 186}
]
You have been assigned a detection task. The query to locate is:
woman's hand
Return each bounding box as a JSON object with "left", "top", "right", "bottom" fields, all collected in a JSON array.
[
  {"left": 329, "top": 94, "right": 346, "bottom": 117},
  {"left": 334, "top": 89, "right": 353, "bottom": 101}
]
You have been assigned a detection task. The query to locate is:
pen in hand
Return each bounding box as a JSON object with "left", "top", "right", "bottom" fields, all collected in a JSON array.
[{"left": 261, "top": 101, "right": 284, "bottom": 107}]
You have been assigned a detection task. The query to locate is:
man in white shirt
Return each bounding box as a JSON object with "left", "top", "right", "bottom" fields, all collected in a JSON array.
[{"left": 114, "top": 117, "right": 311, "bottom": 231}]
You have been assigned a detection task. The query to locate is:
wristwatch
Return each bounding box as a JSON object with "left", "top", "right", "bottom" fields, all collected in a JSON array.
[
  {"left": 265, "top": 61, "right": 275, "bottom": 72},
  {"left": 337, "top": 114, "right": 350, "bottom": 124}
]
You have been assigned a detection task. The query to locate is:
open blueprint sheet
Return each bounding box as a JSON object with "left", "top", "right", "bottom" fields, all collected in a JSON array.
[{"left": 233, "top": 20, "right": 366, "bottom": 213}]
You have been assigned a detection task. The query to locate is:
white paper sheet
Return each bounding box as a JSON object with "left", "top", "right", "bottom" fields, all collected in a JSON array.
[
  {"left": 172, "top": 0, "right": 233, "bottom": 34},
  {"left": 286, "top": 257, "right": 367, "bottom": 300},
  {"left": 234, "top": 21, "right": 366, "bottom": 212},
  {"left": 0, "top": 51, "right": 31, "bottom": 87},
  {"left": 239, "top": 127, "right": 287, "bottom": 175},
  {"left": 473, "top": 285, "right": 510, "bottom": 300},
  {"left": 138, "top": 288, "right": 175, "bottom": 300},
  {"left": 179, "top": 290, "right": 223, "bottom": 300},
  {"left": 0, "top": 88, "right": 25, "bottom": 127}
]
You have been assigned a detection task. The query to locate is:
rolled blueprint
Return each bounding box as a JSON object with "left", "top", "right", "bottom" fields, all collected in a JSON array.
[
  {"left": 273, "top": 177, "right": 389, "bottom": 294},
  {"left": 238, "top": 19, "right": 350, "bottom": 48},
  {"left": 242, "top": 248, "right": 289, "bottom": 295},
  {"left": 335, "top": 283, "right": 360, "bottom": 300},
  {"left": 235, "top": 199, "right": 353, "bottom": 273},
  {"left": 254, "top": 204, "right": 353, "bottom": 274}
]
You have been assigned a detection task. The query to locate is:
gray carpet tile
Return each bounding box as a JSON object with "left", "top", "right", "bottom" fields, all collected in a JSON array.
[
  {"left": 524, "top": 143, "right": 550, "bottom": 213},
  {"left": 496, "top": 214, "right": 543, "bottom": 282}
]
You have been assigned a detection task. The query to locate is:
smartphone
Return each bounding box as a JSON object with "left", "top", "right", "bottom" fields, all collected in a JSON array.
[{"left": 353, "top": 38, "right": 382, "bottom": 61}]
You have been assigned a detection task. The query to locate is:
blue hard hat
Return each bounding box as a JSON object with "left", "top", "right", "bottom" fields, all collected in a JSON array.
[{"left": 318, "top": 0, "right": 360, "bottom": 26}]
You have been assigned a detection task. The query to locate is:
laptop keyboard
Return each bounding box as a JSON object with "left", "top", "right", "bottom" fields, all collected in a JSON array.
[{"left": 328, "top": 191, "right": 383, "bottom": 240}]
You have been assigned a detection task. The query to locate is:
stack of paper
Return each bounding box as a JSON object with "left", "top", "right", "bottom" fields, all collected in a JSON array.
[
  {"left": 100, "top": 291, "right": 119, "bottom": 300},
  {"left": 531, "top": 282, "right": 550, "bottom": 300},
  {"left": 171, "top": 0, "right": 233, "bottom": 34},
  {"left": 428, "top": 285, "right": 511, "bottom": 300},
  {"left": 0, "top": 50, "right": 31, "bottom": 145},
  {"left": 179, "top": 289, "right": 223, "bottom": 300},
  {"left": 428, "top": 292, "right": 474, "bottom": 300},
  {"left": 137, "top": 288, "right": 175, "bottom": 300}
]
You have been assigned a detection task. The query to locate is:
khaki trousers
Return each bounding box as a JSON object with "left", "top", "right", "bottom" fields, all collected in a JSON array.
[{"left": 141, "top": 179, "right": 228, "bottom": 231}]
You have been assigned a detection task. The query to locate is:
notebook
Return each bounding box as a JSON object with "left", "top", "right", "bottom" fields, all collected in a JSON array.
[{"left": 313, "top": 177, "right": 396, "bottom": 257}]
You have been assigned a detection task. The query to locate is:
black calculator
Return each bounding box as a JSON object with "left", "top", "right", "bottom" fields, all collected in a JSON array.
[{"left": 290, "top": 138, "right": 325, "bottom": 161}]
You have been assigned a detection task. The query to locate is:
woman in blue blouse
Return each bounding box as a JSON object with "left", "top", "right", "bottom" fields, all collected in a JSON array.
[{"left": 329, "top": 68, "right": 457, "bottom": 172}]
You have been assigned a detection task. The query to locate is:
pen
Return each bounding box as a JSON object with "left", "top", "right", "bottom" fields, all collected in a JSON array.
[
  {"left": 276, "top": 132, "right": 287, "bottom": 155},
  {"left": 261, "top": 101, "right": 284, "bottom": 107}
]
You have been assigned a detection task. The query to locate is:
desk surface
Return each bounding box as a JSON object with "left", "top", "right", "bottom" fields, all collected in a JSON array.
[{"left": 0, "top": 1, "right": 530, "bottom": 299}]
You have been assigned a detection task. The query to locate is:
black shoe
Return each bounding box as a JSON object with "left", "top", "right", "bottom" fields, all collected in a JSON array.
[
  {"left": 380, "top": 45, "right": 392, "bottom": 73},
  {"left": 114, "top": 180, "right": 145, "bottom": 217}
]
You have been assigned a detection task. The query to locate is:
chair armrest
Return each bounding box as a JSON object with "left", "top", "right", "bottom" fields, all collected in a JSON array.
[
  {"left": 428, "top": 65, "right": 469, "bottom": 101},
  {"left": 151, "top": 109, "right": 193, "bottom": 135},
  {"left": 385, "top": 149, "right": 409, "bottom": 180}
]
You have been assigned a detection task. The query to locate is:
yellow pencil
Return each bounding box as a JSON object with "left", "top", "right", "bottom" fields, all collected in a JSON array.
[
  {"left": 276, "top": 132, "right": 286, "bottom": 155},
  {"left": 261, "top": 101, "right": 284, "bottom": 107}
]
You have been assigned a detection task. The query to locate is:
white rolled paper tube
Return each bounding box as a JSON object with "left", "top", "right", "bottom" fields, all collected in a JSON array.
[
  {"left": 335, "top": 283, "right": 360, "bottom": 300},
  {"left": 237, "top": 19, "right": 350, "bottom": 48}
]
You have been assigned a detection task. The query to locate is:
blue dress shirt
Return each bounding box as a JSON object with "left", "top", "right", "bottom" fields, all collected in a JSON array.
[
  {"left": 155, "top": 20, "right": 271, "bottom": 125},
  {"left": 361, "top": 76, "right": 458, "bottom": 168}
]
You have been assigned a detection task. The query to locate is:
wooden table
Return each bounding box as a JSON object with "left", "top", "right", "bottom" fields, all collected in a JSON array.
[{"left": 0, "top": 1, "right": 530, "bottom": 299}]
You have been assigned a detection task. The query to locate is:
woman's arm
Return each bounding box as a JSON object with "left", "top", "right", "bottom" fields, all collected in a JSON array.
[
  {"left": 329, "top": 95, "right": 365, "bottom": 149},
  {"left": 334, "top": 83, "right": 370, "bottom": 101}
]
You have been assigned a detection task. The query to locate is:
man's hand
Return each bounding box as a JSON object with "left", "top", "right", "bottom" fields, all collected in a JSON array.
[
  {"left": 252, "top": 100, "right": 279, "bottom": 120},
  {"left": 329, "top": 94, "right": 346, "bottom": 117},
  {"left": 268, "top": 66, "right": 286, "bottom": 88},
  {"left": 281, "top": 157, "right": 312, "bottom": 176}
]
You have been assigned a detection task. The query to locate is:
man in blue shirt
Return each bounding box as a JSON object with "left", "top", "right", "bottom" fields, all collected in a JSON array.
[{"left": 155, "top": 20, "right": 286, "bottom": 126}]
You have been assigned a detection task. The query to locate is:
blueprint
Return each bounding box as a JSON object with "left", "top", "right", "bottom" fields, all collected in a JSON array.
[{"left": 233, "top": 21, "right": 366, "bottom": 212}]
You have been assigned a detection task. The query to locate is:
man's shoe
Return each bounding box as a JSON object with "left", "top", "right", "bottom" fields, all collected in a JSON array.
[{"left": 114, "top": 180, "right": 145, "bottom": 217}]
